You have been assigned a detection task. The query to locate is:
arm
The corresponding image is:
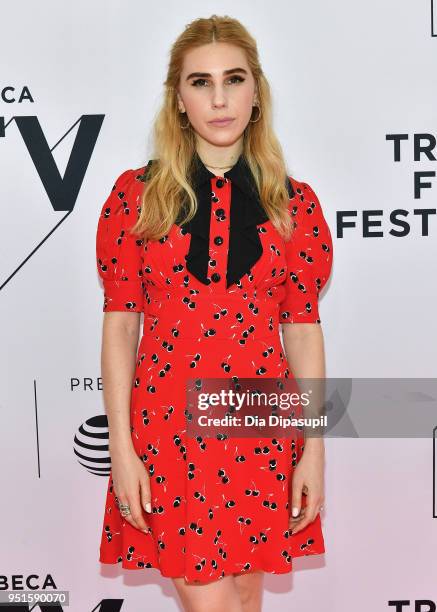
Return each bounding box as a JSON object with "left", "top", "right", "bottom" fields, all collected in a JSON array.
[
  {"left": 282, "top": 322, "right": 326, "bottom": 535},
  {"left": 278, "top": 179, "right": 333, "bottom": 534},
  {"left": 282, "top": 321, "right": 326, "bottom": 455},
  {"left": 101, "top": 311, "right": 141, "bottom": 457},
  {"left": 99, "top": 311, "right": 151, "bottom": 532},
  {"left": 96, "top": 169, "right": 151, "bottom": 532},
  {"left": 281, "top": 322, "right": 326, "bottom": 380}
]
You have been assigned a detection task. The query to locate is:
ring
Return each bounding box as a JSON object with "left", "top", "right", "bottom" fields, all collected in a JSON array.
[{"left": 119, "top": 502, "right": 131, "bottom": 517}]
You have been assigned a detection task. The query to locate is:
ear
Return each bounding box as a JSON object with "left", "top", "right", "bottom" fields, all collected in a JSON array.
[{"left": 176, "top": 91, "right": 185, "bottom": 112}]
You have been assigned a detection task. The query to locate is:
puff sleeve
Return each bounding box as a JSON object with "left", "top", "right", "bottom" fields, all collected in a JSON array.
[
  {"left": 95, "top": 169, "right": 145, "bottom": 312},
  {"left": 279, "top": 181, "right": 333, "bottom": 324}
]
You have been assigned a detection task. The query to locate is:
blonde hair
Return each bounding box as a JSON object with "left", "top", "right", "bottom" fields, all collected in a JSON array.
[{"left": 132, "top": 14, "right": 294, "bottom": 242}]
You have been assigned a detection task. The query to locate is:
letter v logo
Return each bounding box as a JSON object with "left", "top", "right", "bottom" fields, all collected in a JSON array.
[{"left": 0, "top": 114, "right": 104, "bottom": 290}]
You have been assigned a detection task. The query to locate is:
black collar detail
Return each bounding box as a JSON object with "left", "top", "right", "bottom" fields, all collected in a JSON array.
[{"left": 143, "top": 153, "right": 294, "bottom": 288}]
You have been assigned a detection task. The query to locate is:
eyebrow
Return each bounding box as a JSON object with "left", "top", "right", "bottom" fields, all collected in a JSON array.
[{"left": 185, "top": 67, "right": 248, "bottom": 81}]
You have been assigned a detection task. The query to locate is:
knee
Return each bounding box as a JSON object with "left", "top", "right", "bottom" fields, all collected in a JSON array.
[
  {"left": 234, "top": 571, "right": 264, "bottom": 609},
  {"left": 237, "top": 587, "right": 253, "bottom": 607}
]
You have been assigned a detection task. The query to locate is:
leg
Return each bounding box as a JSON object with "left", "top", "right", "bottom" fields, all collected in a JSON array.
[
  {"left": 172, "top": 574, "right": 243, "bottom": 612},
  {"left": 233, "top": 570, "right": 264, "bottom": 612}
]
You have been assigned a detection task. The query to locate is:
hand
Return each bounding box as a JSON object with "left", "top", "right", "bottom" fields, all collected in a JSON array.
[
  {"left": 110, "top": 445, "right": 152, "bottom": 533},
  {"left": 288, "top": 443, "right": 325, "bottom": 535}
]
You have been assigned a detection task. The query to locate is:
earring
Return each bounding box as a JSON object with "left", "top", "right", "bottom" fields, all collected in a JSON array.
[
  {"left": 179, "top": 111, "right": 190, "bottom": 130},
  {"left": 249, "top": 104, "right": 261, "bottom": 123}
]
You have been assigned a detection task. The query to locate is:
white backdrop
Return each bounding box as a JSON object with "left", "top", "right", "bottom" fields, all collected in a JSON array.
[{"left": 1, "top": 1, "right": 436, "bottom": 610}]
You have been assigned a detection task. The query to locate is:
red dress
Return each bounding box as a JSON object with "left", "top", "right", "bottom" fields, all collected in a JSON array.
[{"left": 95, "top": 154, "right": 333, "bottom": 584}]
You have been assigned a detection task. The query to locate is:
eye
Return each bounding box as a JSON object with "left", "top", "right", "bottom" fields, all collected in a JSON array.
[
  {"left": 227, "top": 75, "right": 245, "bottom": 84},
  {"left": 191, "top": 78, "right": 208, "bottom": 87},
  {"left": 190, "top": 75, "right": 246, "bottom": 87}
]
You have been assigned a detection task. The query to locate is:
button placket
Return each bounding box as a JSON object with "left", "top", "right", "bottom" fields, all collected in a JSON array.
[{"left": 208, "top": 177, "right": 229, "bottom": 288}]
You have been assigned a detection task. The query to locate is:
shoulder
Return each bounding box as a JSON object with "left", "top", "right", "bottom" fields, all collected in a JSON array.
[
  {"left": 98, "top": 167, "right": 144, "bottom": 233},
  {"left": 133, "top": 159, "right": 157, "bottom": 182},
  {"left": 287, "top": 176, "right": 321, "bottom": 202},
  {"left": 286, "top": 175, "right": 329, "bottom": 222},
  {"left": 285, "top": 176, "right": 333, "bottom": 259},
  {"left": 104, "top": 168, "right": 136, "bottom": 207},
  {"left": 102, "top": 164, "right": 153, "bottom": 215},
  {"left": 283, "top": 176, "right": 334, "bottom": 284},
  {"left": 109, "top": 162, "right": 155, "bottom": 194}
]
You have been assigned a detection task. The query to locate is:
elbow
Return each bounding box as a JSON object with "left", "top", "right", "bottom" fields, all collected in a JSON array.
[
  {"left": 281, "top": 322, "right": 324, "bottom": 341},
  {"left": 103, "top": 311, "right": 142, "bottom": 337}
]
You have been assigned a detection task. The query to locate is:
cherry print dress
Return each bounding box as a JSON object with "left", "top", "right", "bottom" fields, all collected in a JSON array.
[{"left": 95, "top": 152, "right": 333, "bottom": 584}]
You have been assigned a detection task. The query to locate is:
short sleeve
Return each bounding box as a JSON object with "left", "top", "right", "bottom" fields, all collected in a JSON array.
[
  {"left": 95, "top": 169, "right": 145, "bottom": 312},
  {"left": 279, "top": 180, "right": 333, "bottom": 324}
]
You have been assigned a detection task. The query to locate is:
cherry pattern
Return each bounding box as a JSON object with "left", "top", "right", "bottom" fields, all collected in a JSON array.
[{"left": 95, "top": 164, "right": 333, "bottom": 583}]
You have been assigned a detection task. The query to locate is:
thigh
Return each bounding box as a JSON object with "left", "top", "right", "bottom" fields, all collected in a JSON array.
[
  {"left": 172, "top": 574, "right": 242, "bottom": 612},
  {"left": 233, "top": 570, "right": 264, "bottom": 611}
]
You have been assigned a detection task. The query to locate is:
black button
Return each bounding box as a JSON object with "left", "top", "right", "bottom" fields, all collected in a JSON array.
[
  {"left": 215, "top": 208, "right": 225, "bottom": 216},
  {"left": 216, "top": 178, "right": 224, "bottom": 188},
  {"left": 214, "top": 236, "right": 223, "bottom": 245},
  {"left": 211, "top": 272, "right": 221, "bottom": 282}
]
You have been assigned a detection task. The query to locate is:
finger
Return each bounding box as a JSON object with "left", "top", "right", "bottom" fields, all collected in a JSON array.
[
  {"left": 288, "top": 506, "right": 306, "bottom": 527},
  {"left": 290, "top": 481, "right": 304, "bottom": 519},
  {"left": 291, "top": 517, "right": 312, "bottom": 534},
  {"left": 289, "top": 517, "right": 306, "bottom": 532},
  {"left": 128, "top": 495, "right": 150, "bottom": 532},
  {"left": 116, "top": 494, "right": 141, "bottom": 531},
  {"left": 118, "top": 493, "right": 150, "bottom": 533},
  {"left": 140, "top": 477, "right": 152, "bottom": 514},
  {"left": 288, "top": 508, "right": 306, "bottom": 531},
  {"left": 122, "top": 513, "right": 141, "bottom": 531},
  {"left": 291, "top": 500, "right": 319, "bottom": 534},
  {"left": 124, "top": 508, "right": 150, "bottom": 533},
  {"left": 289, "top": 507, "right": 306, "bottom": 523}
]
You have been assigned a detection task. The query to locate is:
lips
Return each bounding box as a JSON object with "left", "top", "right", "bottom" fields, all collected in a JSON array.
[{"left": 208, "top": 118, "right": 234, "bottom": 126}]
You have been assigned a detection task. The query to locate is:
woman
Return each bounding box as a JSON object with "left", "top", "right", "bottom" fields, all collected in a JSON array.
[{"left": 96, "top": 14, "right": 333, "bottom": 612}]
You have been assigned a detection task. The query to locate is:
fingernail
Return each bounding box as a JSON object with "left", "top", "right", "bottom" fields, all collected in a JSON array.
[
  {"left": 145, "top": 502, "right": 152, "bottom": 513},
  {"left": 292, "top": 506, "right": 300, "bottom": 517}
]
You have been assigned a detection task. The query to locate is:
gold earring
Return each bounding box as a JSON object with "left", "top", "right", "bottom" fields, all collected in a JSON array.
[{"left": 249, "top": 104, "right": 261, "bottom": 123}]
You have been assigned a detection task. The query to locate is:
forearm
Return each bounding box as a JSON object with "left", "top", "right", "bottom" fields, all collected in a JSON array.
[
  {"left": 281, "top": 324, "right": 327, "bottom": 450},
  {"left": 101, "top": 314, "right": 140, "bottom": 455},
  {"left": 281, "top": 323, "right": 325, "bottom": 378}
]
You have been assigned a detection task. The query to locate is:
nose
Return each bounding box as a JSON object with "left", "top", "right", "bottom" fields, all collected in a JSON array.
[{"left": 211, "top": 83, "right": 227, "bottom": 108}]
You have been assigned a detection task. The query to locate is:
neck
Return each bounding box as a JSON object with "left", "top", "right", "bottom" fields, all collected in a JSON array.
[{"left": 195, "top": 138, "right": 243, "bottom": 171}]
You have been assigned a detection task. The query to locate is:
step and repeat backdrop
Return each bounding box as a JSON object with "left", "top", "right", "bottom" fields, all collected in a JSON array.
[{"left": 1, "top": 1, "right": 436, "bottom": 610}]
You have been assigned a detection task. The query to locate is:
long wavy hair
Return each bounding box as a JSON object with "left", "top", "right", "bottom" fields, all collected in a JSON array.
[{"left": 131, "top": 14, "right": 294, "bottom": 242}]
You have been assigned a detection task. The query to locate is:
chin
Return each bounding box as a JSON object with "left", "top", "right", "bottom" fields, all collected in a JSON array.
[
  {"left": 207, "top": 128, "right": 241, "bottom": 142},
  {"left": 199, "top": 133, "right": 236, "bottom": 147}
]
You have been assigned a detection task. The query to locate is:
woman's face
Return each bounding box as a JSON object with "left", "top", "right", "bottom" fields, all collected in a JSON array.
[{"left": 177, "top": 42, "right": 258, "bottom": 148}]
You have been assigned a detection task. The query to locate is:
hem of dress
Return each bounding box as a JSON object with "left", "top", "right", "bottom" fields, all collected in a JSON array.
[{"left": 99, "top": 549, "right": 325, "bottom": 584}]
